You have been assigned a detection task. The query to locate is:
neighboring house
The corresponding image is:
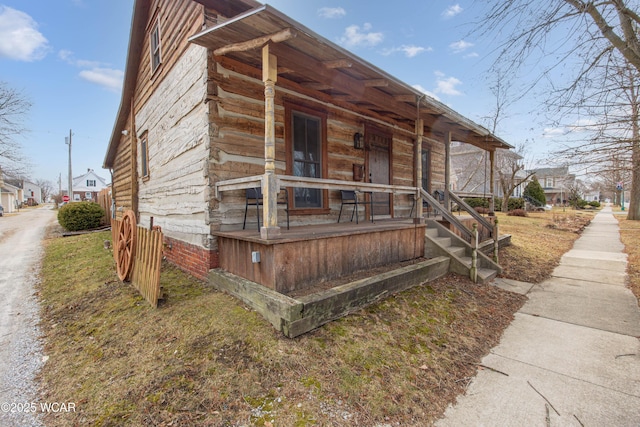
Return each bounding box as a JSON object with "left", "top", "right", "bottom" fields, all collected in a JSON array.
[
  {"left": 450, "top": 143, "right": 527, "bottom": 198},
  {"left": 4, "top": 178, "right": 41, "bottom": 205},
  {"left": 530, "top": 167, "right": 576, "bottom": 205},
  {"left": 22, "top": 180, "right": 42, "bottom": 205},
  {"left": 72, "top": 169, "right": 108, "bottom": 202},
  {"left": 0, "top": 183, "right": 20, "bottom": 213},
  {"left": 103, "top": 0, "right": 511, "bottom": 290}
]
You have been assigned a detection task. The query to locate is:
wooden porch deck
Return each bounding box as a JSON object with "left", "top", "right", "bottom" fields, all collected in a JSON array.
[{"left": 213, "top": 218, "right": 427, "bottom": 294}]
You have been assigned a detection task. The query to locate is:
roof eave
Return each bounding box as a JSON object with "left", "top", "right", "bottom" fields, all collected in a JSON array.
[{"left": 103, "top": 0, "right": 149, "bottom": 169}]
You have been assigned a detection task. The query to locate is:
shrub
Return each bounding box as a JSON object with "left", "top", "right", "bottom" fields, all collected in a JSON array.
[
  {"left": 493, "top": 197, "right": 524, "bottom": 212},
  {"left": 507, "top": 209, "right": 528, "bottom": 217},
  {"left": 589, "top": 200, "right": 601, "bottom": 208},
  {"left": 474, "top": 206, "right": 489, "bottom": 214},
  {"left": 464, "top": 198, "right": 489, "bottom": 209},
  {"left": 57, "top": 202, "right": 105, "bottom": 231},
  {"left": 523, "top": 177, "right": 546, "bottom": 206}
]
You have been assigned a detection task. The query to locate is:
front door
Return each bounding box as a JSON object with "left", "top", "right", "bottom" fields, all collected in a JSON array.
[{"left": 367, "top": 130, "right": 391, "bottom": 216}]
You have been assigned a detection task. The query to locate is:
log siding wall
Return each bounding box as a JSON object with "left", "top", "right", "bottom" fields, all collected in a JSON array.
[
  {"left": 207, "top": 60, "right": 444, "bottom": 231},
  {"left": 135, "top": 44, "right": 210, "bottom": 248}
]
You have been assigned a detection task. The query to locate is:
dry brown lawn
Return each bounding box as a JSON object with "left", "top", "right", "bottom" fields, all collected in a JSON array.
[
  {"left": 37, "top": 211, "right": 595, "bottom": 426},
  {"left": 618, "top": 217, "right": 640, "bottom": 304},
  {"left": 497, "top": 211, "right": 592, "bottom": 283}
]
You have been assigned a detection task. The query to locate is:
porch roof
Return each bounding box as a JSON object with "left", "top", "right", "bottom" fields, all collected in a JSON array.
[{"left": 189, "top": 4, "right": 512, "bottom": 151}]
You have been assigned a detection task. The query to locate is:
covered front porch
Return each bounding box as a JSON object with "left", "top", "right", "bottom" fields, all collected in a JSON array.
[{"left": 214, "top": 217, "right": 426, "bottom": 294}]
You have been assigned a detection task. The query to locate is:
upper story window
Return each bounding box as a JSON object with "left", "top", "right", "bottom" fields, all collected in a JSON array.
[
  {"left": 87, "top": 180, "right": 96, "bottom": 187},
  {"left": 545, "top": 177, "right": 553, "bottom": 188},
  {"left": 150, "top": 20, "right": 161, "bottom": 73}
]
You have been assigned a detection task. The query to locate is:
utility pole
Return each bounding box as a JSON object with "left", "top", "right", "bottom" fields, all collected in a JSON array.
[{"left": 65, "top": 129, "right": 72, "bottom": 200}]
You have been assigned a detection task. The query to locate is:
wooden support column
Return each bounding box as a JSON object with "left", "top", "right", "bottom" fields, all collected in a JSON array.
[
  {"left": 261, "top": 44, "right": 281, "bottom": 239},
  {"left": 444, "top": 131, "right": 451, "bottom": 211},
  {"left": 415, "top": 118, "right": 424, "bottom": 222},
  {"left": 489, "top": 149, "right": 495, "bottom": 214}
]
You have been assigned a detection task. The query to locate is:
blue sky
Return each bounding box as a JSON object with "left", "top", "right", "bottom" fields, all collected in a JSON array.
[{"left": 0, "top": 0, "right": 569, "bottom": 189}]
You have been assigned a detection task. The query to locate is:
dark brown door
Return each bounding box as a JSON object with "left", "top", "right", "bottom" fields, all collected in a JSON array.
[{"left": 367, "top": 131, "right": 391, "bottom": 215}]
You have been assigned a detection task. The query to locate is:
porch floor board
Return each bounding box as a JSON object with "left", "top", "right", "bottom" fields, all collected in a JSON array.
[{"left": 213, "top": 218, "right": 423, "bottom": 244}]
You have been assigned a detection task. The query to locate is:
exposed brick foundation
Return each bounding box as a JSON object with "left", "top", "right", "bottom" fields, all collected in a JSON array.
[{"left": 163, "top": 237, "right": 219, "bottom": 281}]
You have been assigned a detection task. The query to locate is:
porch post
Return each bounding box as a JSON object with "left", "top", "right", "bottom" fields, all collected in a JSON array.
[
  {"left": 261, "top": 44, "right": 281, "bottom": 239},
  {"left": 444, "top": 131, "right": 451, "bottom": 211},
  {"left": 489, "top": 149, "right": 495, "bottom": 214},
  {"left": 415, "top": 118, "right": 424, "bottom": 221}
]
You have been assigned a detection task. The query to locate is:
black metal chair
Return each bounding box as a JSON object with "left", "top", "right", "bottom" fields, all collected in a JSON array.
[
  {"left": 337, "top": 190, "right": 359, "bottom": 223},
  {"left": 242, "top": 187, "right": 289, "bottom": 231}
]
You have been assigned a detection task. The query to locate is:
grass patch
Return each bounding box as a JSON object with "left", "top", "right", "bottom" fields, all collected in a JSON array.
[
  {"left": 496, "top": 210, "right": 592, "bottom": 283},
  {"left": 617, "top": 217, "right": 640, "bottom": 304},
  {"left": 37, "top": 228, "right": 529, "bottom": 426}
]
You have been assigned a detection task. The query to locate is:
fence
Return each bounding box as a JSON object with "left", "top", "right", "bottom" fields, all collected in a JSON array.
[
  {"left": 111, "top": 213, "right": 164, "bottom": 307},
  {"left": 98, "top": 188, "right": 112, "bottom": 225},
  {"left": 131, "top": 225, "right": 164, "bottom": 307}
]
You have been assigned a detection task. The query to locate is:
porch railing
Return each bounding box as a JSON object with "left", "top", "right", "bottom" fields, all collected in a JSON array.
[
  {"left": 447, "top": 191, "right": 494, "bottom": 241},
  {"left": 419, "top": 189, "right": 473, "bottom": 242},
  {"left": 214, "top": 175, "right": 495, "bottom": 245},
  {"left": 214, "top": 174, "right": 418, "bottom": 200}
]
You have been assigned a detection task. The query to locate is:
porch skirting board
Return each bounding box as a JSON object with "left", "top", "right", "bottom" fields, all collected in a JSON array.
[{"left": 209, "top": 256, "right": 450, "bottom": 338}]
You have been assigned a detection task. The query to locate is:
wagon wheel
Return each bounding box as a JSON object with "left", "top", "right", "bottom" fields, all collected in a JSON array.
[{"left": 116, "top": 210, "right": 137, "bottom": 281}]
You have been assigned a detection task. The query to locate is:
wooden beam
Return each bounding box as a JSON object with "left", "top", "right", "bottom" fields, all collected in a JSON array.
[
  {"left": 395, "top": 94, "right": 416, "bottom": 102},
  {"left": 323, "top": 59, "right": 352, "bottom": 69},
  {"left": 364, "top": 79, "right": 388, "bottom": 87},
  {"left": 270, "top": 43, "right": 418, "bottom": 119},
  {"left": 214, "top": 27, "right": 297, "bottom": 56},
  {"left": 261, "top": 44, "right": 280, "bottom": 238},
  {"left": 301, "top": 82, "right": 332, "bottom": 90}
]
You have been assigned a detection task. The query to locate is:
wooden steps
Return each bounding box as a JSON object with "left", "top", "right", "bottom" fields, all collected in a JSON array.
[{"left": 424, "top": 220, "right": 501, "bottom": 284}]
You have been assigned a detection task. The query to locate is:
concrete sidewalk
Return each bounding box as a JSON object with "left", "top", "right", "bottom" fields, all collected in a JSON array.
[{"left": 437, "top": 206, "right": 640, "bottom": 426}]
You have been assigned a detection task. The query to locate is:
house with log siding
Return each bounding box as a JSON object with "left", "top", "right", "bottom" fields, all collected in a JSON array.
[{"left": 104, "top": 0, "right": 512, "bottom": 335}]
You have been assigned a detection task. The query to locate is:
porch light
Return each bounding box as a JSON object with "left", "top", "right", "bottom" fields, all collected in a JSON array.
[{"left": 353, "top": 132, "right": 363, "bottom": 149}]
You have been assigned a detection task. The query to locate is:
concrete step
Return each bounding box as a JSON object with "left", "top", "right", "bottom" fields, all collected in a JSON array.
[
  {"left": 449, "top": 246, "right": 466, "bottom": 257},
  {"left": 433, "top": 236, "right": 452, "bottom": 247},
  {"left": 478, "top": 268, "right": 498, "bottom": 283},
  {"left": 426, "top": 228, "right": 439, "bottom": 238}
]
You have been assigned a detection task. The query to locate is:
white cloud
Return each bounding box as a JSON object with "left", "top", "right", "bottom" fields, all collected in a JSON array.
[
  {"left": 339, "top": 23, "right": 383, "bottom": 48},
  {"left": 58, "top": 49, "right": 101, "bottom": 68},
  {"left": 464, "top": 52, "right": 479, "bottom": 59},
  {"left": 382, "top": 45, "right": 432, "bottom": 58},
  {"left": 318, "top": 7, "right": 346, "bottom": 19},
  {"left": 442, "top": 4, "right": 463, "bottom": 19},
  {"left": 413, "top": 84, "right": 440, "bottom": 101},
  {"left": 79, "top": 68, "right": 124, "bottom": 92},
  {"left": 59, "top": 49, "right": 122, "bottom": 91},
  {"left": 542, "top": 127, "right": 568, "bottom": 138},
  {"left": 434, "top": 71, "right": 463, "bottom": 96},
  {"left": 449, "top": 40, "right": 474, "bottom": 53},
  {"left": 0, "top": 6, "right": 48, "bottom": 61}
]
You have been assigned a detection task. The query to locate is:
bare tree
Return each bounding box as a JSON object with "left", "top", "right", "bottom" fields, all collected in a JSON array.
[
  {"left": 35, "top": 178, "right": 54, "bottom": 203},
  {"left": 496, "top": 144, "right": 536, "bottom": 212},
  {"left": 474, "top": 0, "right": 640, "bottom": 219},
  {"left": 0, "top": 82, "right": 31, "bottom": 176},
  {"left": 551, "top": 53, "right": 639, "bottom": 216}
]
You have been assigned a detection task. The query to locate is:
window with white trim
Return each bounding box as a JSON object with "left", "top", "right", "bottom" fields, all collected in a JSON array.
[{"left": 150, "top": 20, "right": 161, "bottom": 73}]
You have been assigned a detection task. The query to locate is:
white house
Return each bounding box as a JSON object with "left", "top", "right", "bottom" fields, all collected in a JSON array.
[
  {"left": 72, "top": 169, "right": 108, "bottom": 201},
  {"left": 0, "top": 182, "right": 20, "bottom": 213},
  {"left": 22, "top": 180, "right": 42, "bottom": 205}
]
